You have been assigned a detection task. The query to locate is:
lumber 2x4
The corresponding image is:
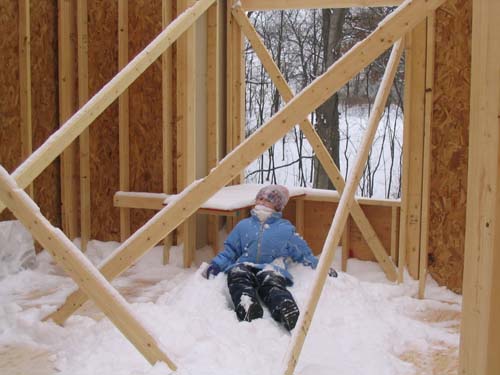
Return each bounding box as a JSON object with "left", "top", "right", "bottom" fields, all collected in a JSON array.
[
  {"left": 118, "top": 0, "right": 131, "bottom": 243},
  {"left": 0, "top": 166, "right": 176, "bottom": 370},
  {"left": 282, "top": 38, "right": 405, "bottom": 375},
  {"left": 206, "top": 2, "right": 221, "bottom": 255},
  {"left": 176, "top": 0, "right": 197, "bottom": 268},
  {"left": 240, "top": 0, "right": 403, "bottom": 11},
  {"left": 459, "top": 0, "right": 500, "bottom": 373},
  {"left": 0, "top": 0, "right": 217, "bottom": 216},
  {"left": 162, "top": 0, "right": 175, "bottom": 264},
  {"left": 18, "top": 0, "right": 33, "bottom": 198},
  {"left": 47, "top": 0, "right": 446, "bottom": 327},
  {"left": 58, "top": 0, "right": 78, "bottom": 239},
  {"left": 77, "top": 0, "right": 91, "bottom": 251},
  {"left": 232, "top": 5, "right": 397, "bottom": 281}
]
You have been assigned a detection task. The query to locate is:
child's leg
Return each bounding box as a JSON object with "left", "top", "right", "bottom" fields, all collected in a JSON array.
[
  {"left": 256, "top": 271, "right": 299, "bottom": 330},
  {"left": 227, "top": 264, "right": 263, "bottom": 321}
]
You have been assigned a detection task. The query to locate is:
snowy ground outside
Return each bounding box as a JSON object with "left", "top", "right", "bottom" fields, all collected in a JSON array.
[{"left": 0, "top": 221, "right": 461, "bottom": 375}]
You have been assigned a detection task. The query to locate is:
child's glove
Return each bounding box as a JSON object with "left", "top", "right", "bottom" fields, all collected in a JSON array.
[
  {"left": 328, "top": 268, "right": 338, "bottom": 278},
  {"left": 203, "top": 263, "right": 221, "bottom": 279}
]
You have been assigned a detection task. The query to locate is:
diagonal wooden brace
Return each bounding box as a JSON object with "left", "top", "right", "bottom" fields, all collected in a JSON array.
[
  {"left": 47, "top": 0, "right": 443, "bottom": 326},
  {"left": 0, "top": 0, "right": 216, "bottom": 216},
  {"left": 281, "top": 39, "right": 405, "bottom": 375},
  {"left": 231, "top": 5, "right": 397, "bottom": 281},
  {"left": 0, "top": 165, "right": 176, "bottom": 370}
]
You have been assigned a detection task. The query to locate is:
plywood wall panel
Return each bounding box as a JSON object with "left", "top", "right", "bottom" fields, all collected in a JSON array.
[
  {"left": 0, "top": 1, "right": 21, "bottom": 221},
  {"left": 349, "top": 205, "right": 393, "bottom": 260},
  {"left": 428, "top": 0, "right": 472, "bottom": 293},
  {"left": 88, "top": 0, "right": 120, "bottom": 241},
  {"left": 286, "top": 200, "right": 394, "bottom": 262},
  {"left": 128, "top": 0, "right": 164, "bottom": 233},
  {"left": 31, "top": 0, "right": 60, "bottom": 228}
]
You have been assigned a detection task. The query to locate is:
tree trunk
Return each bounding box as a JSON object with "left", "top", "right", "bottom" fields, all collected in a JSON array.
[{"left": 314, "top": 9, "right": 347, "bottom": 190}]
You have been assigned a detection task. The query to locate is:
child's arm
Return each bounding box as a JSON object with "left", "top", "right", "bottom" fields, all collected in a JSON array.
[
  {"left": 287, "top": 228, "right": 319, "bottom": 269},
  {"left": 210, "top": 224, "right": 243, "bottom": 270}
]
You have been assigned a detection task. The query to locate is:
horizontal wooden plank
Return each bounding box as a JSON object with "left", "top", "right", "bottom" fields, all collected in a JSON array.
[
  {"left": 114, "top": 192, "right": 167, "bottom": 210},
  {"left": 113, "top": 191, "right": 239, "bottom": 216},
  {"left": 300, "top": 190, "right": 400, "bottom": 207},
  {"left": 114, "top": 189, "right": 400, "bottom": 213},
  {"left": 240, "top": 0, "right": 403, "bottom": 11}
]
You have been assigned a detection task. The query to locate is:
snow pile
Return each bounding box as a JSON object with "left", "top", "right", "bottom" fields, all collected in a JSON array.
[
  {"left": 0, "top": 220, "right": 37, "bottom": 279},
  {"left": 0, "top": 229, "right": 460, "bottom": 375}
]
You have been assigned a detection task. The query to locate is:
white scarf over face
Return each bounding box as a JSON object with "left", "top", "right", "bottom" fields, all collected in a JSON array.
[{"left": 253, "top": 204, "right": 275, "bottom": 222}]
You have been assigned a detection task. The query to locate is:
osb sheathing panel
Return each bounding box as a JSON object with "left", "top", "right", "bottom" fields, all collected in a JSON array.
[
  {"left": 298, "top": 201, "right": 393, "bottom": 259},
  {"left": 128, "top": 0, "right": 164, "bottom": 233},
  {"left": 31, "top": 1, "right": 60, "bottom": 228},
  {"left": 0, "top": 1, "right": 21, "bottom": 222},
  {"left": 428, "top": 0, "right": 471, "bottom": 293},
  {"left": 0, "top": 1, "right": 60, "bottom": 226},
  {"left": 88, "top": 0, "right": 120, "bottom": 240}
]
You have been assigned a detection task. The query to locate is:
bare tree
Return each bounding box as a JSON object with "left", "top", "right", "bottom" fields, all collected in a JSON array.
[{"left": 313, "top": 9, "right": 347, "bottom": 190}]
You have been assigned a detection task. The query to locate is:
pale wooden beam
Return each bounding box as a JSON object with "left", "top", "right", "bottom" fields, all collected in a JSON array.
[
  {"left": 0, "top": 166, "right": 176, "bottom": 369},
  {"left": 390, "top": 206, "right": 399, "bottom": 264},
  {"left": 418, "top": 13, "right": 435, "bottom": 299},
  {"left": 398, "top": 35, "right": 410, "bottom": 283},
  {"left": 303, "top": 192, "right": 399, "bottom": 207},
  {"left": 0, "top": 0, "right": 217, "bottom": 216},
  {"left": 113, "top": 191, "right": 240, "bottom": 217},
  {"left": 225, "top": 3, "right": 245, "bottom": 233},
  {"left": 176, "top": 0, "right": 197, "bottom": 268},
  {"left": 459, "top": 0, "right": 500, "bottom": 372},
  {"left": 206, "top": 2, "right": 221, "bottom": 255},
  {"left": 58, "top": 0, "right": 78, "bottom": 239},
  {"left": 342, "top": 216, "right": 350, "bottom": 271},
  {"left": 77, "top": 0, "right": 91, "bottom": 251},
  {"left": 46, "top": 0, "right": 445, "bottom": 325},
  {"left": 402, "top": 20, "right": 427, "bottom": 280},
  {"left": 282, "top": 39, "right": 404, "bottom": 375},
  {"left": 162, "top": 0, "right": 174, "bottom": 265},
  {"left": 240, "top": 0, "right": 403, "bottom": 11},
  {"left": 114, "top": 192, "right": 168, "bottom": 210},
  {"left": 228, "top": 8, "right": 244, "bottom": 183},
  {"left": 295, "top": 198, "right": 305, "bottom": 236},
  {"left": 118, "top": 0, "right": 131, "bottom": 243},
  {"left": 232, "top": 6, "right": 397, "bottom": 281},
  {"left": 18, "top": 0, "right": 33, "bottom": 198}
]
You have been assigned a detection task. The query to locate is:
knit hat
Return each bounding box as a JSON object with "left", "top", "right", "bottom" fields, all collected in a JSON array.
[{"left": 255, "top": 185, "right": 290, "bottom": 212}]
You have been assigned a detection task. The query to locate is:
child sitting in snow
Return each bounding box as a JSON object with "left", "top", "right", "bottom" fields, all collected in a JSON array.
[{"left": 203, "top": 184, "right": 336, "bottom": 331}]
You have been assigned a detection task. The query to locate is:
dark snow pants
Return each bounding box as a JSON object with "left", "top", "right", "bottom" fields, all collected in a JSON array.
[{"left": 227, "top": 263, "right": 298, "bottom": 324}]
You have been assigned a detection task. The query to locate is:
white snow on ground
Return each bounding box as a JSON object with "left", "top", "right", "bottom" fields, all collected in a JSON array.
[{"left": 0, "top": 223, "right": 460, "bottom": 375}]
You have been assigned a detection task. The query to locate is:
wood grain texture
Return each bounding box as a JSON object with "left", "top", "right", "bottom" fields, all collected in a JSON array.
[
  {"left": 129, "top": 0, "right": 163, "bottom": 234},
  {"left": 31, "top": 0, "right": 60, "bottom": 231},
  {"left": 88, "top": 0, "right": 120, "bottom": 241},
  {"left": 428, "top": 0, "right": 472, "bottom": 293},
  {"left": 0, "top": 0, "right": 21, "bottom": 221}
]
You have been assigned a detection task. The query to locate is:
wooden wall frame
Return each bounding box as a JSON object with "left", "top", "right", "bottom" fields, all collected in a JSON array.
[
  {"left": 3, "top": 0, "right": 491, "bottom": 372},
  {"left": 58, "top": 0, "right": 78, "bottom": 239},
  {"left": 459, "top": 0, "right": 500, "bottom": 373},
  {"left": 77, "top": 0, "right": 91, "bottom": 251},
  {"left": 45, "top": 0, "right": 444, "bottom": 343},
  {"left": 18, "top": 0, "right": 32, "bottom": 198},
  {"left": 232, "top": 5, "right": 397, "bottom": 281},
  {"left": 118, "top": 0, "right": 131, "bottom": 243},
  {"left": 399, "top": 15, "right": 435, "bottom": 292}
]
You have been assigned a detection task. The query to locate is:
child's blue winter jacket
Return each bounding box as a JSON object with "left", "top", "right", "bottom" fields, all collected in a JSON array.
[{"left": 211, "top": 210, "right": 318, "bottom": 284}]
